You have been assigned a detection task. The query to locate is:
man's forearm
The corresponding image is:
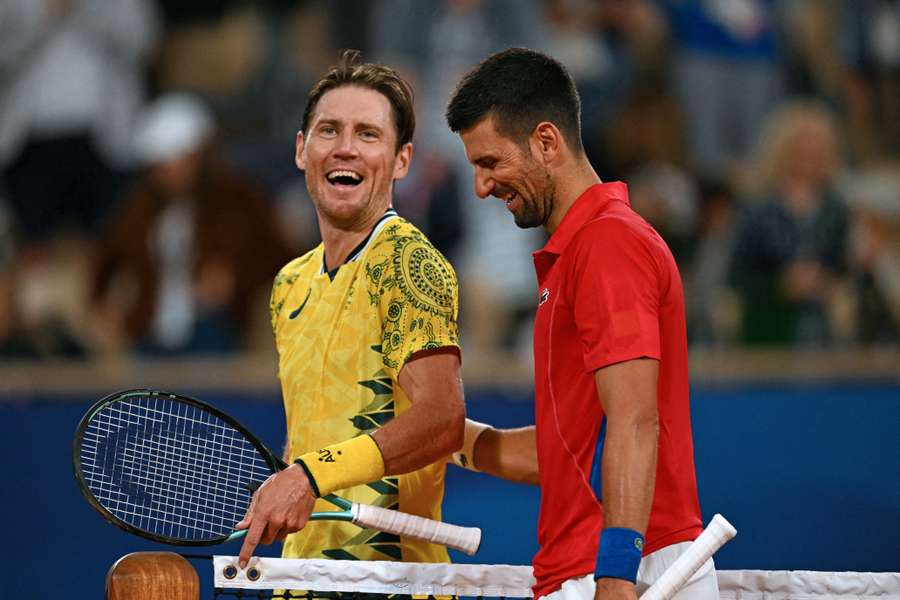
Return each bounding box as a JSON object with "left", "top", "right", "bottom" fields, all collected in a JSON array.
[
  {"left": 600, "top": 416, "right": 658, "bottom": 532},
  {"left": 372, "top": 396, "right": 465, "bottom": 475},
  {"left": 373, "top": 348, "right": 465, "bottom": 475},
  {"left": 474, "top": 425, "right": 539, "bottom": 485}
]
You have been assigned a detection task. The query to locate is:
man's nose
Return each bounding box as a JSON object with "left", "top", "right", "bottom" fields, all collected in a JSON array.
[
  {"left": 474, "top": 170, "right": 493, "bottom": 199},
  {"left": 334, "top": 131, "right": 359, "bottom": 157}
]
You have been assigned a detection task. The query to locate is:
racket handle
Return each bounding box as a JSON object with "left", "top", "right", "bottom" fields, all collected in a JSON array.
[
  {"left": 352, "top": 503, "right": 482, "bottom": 556},
  {"left": 640, "top": 514, "right": 736, "bottom": 600}
]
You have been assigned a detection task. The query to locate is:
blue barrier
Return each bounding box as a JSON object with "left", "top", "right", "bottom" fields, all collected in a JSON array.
[{"left": 2, "top": 383, "right": 898, "bottom": 597}]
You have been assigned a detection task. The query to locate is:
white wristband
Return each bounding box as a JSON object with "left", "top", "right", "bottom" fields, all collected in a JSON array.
[{"left": 451, "top": 418, "right": 490, "bottom": 471}]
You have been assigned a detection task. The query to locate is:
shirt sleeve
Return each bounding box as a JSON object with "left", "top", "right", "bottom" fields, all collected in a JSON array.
[
  {"left": 570, "top": 219, "right": 662, "bottom": 372},
  {"left": 369, "top": 230, "right": 460, "bottom": 375}
]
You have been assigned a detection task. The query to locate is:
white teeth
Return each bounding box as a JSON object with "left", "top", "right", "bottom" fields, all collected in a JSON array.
[{"left": 327, "top": 170, "right": 362, "bottom": 182}]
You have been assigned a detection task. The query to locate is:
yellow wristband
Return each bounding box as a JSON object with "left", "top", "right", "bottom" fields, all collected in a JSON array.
[{"left": 297, "top": 435, "right": 385, "bottom": 497}]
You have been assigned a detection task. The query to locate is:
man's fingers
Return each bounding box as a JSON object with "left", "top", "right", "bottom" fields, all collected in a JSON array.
[{"left": 238, "top": 519, "right": 266, "bottom": 569}]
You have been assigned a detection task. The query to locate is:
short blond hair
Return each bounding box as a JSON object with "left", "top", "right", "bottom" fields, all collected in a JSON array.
[{"left": 751, "top": 99, "right": 841, "bottom": 194}]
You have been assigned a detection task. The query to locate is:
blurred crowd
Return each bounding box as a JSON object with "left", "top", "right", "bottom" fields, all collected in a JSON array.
[{"left": 1, "top": 0, "right": 899, "bottom": 364}]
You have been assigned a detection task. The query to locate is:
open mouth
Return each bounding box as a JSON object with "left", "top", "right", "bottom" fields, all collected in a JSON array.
[{"left": 326, "top": 169, "right": 364, "bottom": 187}]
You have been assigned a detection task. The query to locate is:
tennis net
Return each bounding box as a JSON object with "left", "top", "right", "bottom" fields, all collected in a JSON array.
[
  {"left": 105, "top": 552, "right": 900, "bottom": 600},
  {"left": 211, "top": 557, "right": 900, "bottom": 600},
  {"left": 213, "top": 556, "right": 534, "bottom": 599}
]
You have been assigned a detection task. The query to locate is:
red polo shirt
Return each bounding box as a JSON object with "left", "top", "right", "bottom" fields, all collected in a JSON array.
[{"left": 531, "top": 182, "right": 702, "bottom": 599}]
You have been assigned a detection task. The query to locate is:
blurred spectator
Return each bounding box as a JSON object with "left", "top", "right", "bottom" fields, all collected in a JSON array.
[
  {"left": 0, "top": 240, "right": 90, "bottom": 360},
  {"left": 685, "top": 180, "right": 740, "bottom": 346},
  {"left": 0, "top": 0, "right": 159, "bottom": 243},
  {"left": 729, "top": 100, "right": 852, "bottom": 347},
  {"left": 840, "top": 0, "right": 900, "bottom": 163},
  {"left": 845, "top": 169, "right": 900, "bottom": 343},
  {"left": 544, "top": 0, "right": 671, "bottom": 178},
  {"left": 660, "top": 0, "right": 784, "bottom": 180},
  {"left": 89, "top": 94, "right": 294, "bottom": 356},
  {"left": 628, "top": 161, "right": 700, "bottom": 263}
]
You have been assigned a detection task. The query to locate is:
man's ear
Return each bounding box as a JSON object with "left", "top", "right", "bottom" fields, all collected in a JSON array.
[
  {"left": 295, "top": 130, "right": 306, "bottom": 170},
  {"left": 393, "top": 142, "right": 413, "bottom": 180},
  {"left": 529, "top": 121, "right": 562, "bottom": 165}
]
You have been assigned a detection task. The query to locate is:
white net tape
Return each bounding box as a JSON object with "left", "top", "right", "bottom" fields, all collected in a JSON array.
[
  {"left": 213, "top": 558, "right": 900, "bottom": 599},
  {"left": 717, "top": 570, "right": 900, "bottom": 599},
  {"left": 213, "top": 557, "right": 534, "bottom": 597}
]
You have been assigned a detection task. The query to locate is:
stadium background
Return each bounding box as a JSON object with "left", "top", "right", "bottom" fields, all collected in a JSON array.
[{"left": 0, "top": 0, "right": 898, "bottom": 597}]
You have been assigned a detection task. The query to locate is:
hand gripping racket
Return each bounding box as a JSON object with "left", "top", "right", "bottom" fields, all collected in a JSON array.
[{"left": 72, "top": 389, "right": 481, "bottom": 555}]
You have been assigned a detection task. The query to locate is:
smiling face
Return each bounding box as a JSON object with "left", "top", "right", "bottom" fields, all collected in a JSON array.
[
  {"left": 296, "top": 85, "right": 412, "bottom": 230},
  {"left": 459, "top": 115, "right": 555, "bottom": 229}
]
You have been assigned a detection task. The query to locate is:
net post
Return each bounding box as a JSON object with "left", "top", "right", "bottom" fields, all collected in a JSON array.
[{"left": 106, "top": 551, "right": 199, "bottom": 600}]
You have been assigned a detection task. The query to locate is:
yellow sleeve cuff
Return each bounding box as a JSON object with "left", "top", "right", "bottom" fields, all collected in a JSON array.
[{"left": 297, "top": 434, "right": 386, "bottom": 497}]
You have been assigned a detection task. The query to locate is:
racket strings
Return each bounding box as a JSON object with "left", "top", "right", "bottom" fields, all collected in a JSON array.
[{"left": 79, "top": 395, "right": 272, "bottom": 541}]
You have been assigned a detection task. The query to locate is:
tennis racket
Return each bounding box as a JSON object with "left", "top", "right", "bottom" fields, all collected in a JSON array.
[
  {"left": 640, "top": 514, "right": 736, "bottom": 600},
  {"left": 73, "top": 389, "right": 481, "bottom": 555}
]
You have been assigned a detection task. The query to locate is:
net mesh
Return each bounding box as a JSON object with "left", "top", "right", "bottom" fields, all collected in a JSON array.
[{"left": 78, "top": 392, "right": 273, "bottom": 542}]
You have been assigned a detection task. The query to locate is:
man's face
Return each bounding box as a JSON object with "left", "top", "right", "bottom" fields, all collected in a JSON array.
[
  {"left": 459, "top": 115, "right": 554, "bottom": 229},
  {"left": 297, "top": 85, "right": 411, "bottom": 228}
]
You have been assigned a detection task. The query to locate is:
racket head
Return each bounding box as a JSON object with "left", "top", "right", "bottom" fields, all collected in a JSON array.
[{"left": 72, "top": 389, "right": 282, "bottom": 546}]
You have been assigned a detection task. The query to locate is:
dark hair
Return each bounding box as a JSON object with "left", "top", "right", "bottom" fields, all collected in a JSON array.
[
  {"left": 301, "top": 49, "right": 415, "bottom": 151},
  {"left": 446, "top": 48, "right": 583, "bottom": 153}
]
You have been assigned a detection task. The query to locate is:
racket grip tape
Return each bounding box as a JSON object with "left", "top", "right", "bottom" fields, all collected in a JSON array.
[
  {"left": 352, "top": 502, "right": 482, "bottom": 556},
  {"left": 639, "top": 514, "right": 737, "bottom": 600}
]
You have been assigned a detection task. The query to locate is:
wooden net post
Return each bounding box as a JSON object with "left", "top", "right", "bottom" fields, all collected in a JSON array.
[{"left": 106, "top": 552, "right": 199, "bottom": 600}]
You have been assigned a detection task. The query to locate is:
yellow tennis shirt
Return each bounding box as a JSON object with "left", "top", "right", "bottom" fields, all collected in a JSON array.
[{"left": 270, "top": 213, "right": 459, "bottom": 562}]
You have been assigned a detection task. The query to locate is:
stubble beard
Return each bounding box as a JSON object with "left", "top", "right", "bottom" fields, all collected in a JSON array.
[{"left": 514, "top": 167, "right": 555, "bottom": 230}]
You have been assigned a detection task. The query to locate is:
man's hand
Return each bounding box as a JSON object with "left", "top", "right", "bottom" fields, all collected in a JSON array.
[
  {"left": 595, "top": 577, "right": 638, "bottom": 600},
  {"left": 235, "top": 464, "right": 317, "bottom": 568}
]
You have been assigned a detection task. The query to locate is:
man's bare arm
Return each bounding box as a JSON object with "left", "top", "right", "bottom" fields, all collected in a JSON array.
[
  {"left": 374, "top": 347, "right": 466, "bottom": 473},
  {"left": 593, "top": 357, "right": 660, "bottom": 600},
  {"left": 471, "top": 425, "right": 539, "bottom": 485}
]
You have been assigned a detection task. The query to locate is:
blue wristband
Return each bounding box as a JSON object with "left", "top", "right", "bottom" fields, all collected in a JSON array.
[{"left": 595, "top": 527, "right": 644, "bottom": 583}]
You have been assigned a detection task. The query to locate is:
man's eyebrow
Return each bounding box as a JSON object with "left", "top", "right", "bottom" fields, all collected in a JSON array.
[
  {"left": 313, "top": 118, "right": 384, "bottom": 132},
  {"left": 354, "top": 121, "right": 384, "bottom": 132}
]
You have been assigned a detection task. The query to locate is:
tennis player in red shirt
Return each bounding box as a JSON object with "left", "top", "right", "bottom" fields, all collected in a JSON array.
[{"left": 445, "top": 48, "right": 716, "bottom": 600}]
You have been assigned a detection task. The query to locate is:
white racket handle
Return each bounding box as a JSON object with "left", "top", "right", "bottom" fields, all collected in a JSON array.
[
  {"left": 640, "top": 514, "right": 737, "bottom": 600},
  {"left": 351, "top": 502, "right": 482, "bottom": 556}
]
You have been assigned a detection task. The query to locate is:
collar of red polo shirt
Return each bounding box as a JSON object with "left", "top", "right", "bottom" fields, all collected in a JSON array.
[{"left": 536, "top": 181, "right": 630, "bottom": 258}]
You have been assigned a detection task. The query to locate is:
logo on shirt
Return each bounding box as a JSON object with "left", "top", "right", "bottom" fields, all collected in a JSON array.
[
  {"left": 539, "top": 288, "right": 550, "bottom": 306},
  {"left": 289, "top": 289, "right": 311, "bottom": 319}
]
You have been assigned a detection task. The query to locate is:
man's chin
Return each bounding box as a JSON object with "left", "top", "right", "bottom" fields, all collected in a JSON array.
[{"left": 513, "top": 210, "right": 543, "bottom": 229}]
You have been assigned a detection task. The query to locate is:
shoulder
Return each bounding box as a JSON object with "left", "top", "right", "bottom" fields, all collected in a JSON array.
[
  {"left": 573, "top": 211, "right": 661, "bottom": 258},
  {"left": 367, "top": 218, "right": 457, "bottom": 312},
  {"left": 274, "top": 247, "right": 321, "bottom": 287}
]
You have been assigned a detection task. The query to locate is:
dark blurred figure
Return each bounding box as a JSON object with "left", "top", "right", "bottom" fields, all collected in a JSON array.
[
  {"left": 660, "top": 0, "right": 784, "bottom": 181},
  {"left": 627, "top": 161, "right": 700, "bottom": 264},
  {"left": 544, "top": 0, "right": 671, "bottom": 179},
  {"left": 686, "top": 180, "right": 740, "bottom": 347},
  {"left": 90, "top": 94, "right": 294, "bottom": 356},
  {"left": 729, "top": 100, "right": 852, "bottom": 347},
  {"left": 840, "top": 0, "right": 900, "bottom": 163},
  {"left": 0, "top": 0, "right": 159, "bottom": 244},
  {"left": 847, "top": 171, "right": 900, "bottom": 344}
]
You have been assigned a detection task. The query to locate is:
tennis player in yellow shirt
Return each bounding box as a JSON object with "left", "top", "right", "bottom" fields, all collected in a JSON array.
[{"left": 236, "top": 50, "right": 465, "bottom": 568}]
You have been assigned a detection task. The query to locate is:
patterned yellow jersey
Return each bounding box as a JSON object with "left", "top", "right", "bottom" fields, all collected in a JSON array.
[{"left": 270, "top": 211, "right": 459, "bottom": 562}]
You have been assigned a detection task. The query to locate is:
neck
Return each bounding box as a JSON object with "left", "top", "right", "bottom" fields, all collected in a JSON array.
[
  {"left": 318, "top": 203, "right": 391, "bottom": 271},
  {"left": 545, "top": 156, "right": 602, "bottom": 235}
]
